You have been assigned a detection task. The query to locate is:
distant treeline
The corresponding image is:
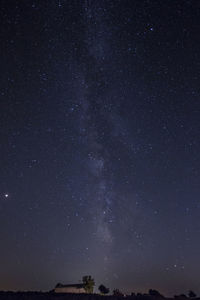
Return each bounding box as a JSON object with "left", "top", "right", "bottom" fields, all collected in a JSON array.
[{"left": 0, "top": 291, "right": 199, "bottom": 300}]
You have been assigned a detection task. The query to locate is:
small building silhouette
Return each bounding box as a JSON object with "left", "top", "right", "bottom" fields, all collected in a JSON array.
[{"left": 54, "top": 283, "right": 86, "bottom": 293}]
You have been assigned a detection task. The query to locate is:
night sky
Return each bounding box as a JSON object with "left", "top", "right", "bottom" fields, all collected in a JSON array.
[{"left": 1, "top": 0, "right": 200, "bottom": 296}]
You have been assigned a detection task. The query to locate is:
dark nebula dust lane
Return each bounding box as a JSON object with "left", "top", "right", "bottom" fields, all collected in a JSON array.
[{"left": 1, "top": 0, "right": 200, "bottom": 296}]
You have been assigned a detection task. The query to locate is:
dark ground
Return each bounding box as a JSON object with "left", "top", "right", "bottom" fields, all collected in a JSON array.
[{"left": 0, "top": 292, "right": 196, "bottom": 300}]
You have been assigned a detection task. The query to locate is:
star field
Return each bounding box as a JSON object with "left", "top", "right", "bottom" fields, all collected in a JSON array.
[{"left": 1, "top": 0, "right": 200, "bottom": 296}]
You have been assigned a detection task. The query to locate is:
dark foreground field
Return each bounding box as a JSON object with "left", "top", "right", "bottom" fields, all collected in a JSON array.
[{"left": 0, "top": 292, "right": 197, "bottom": 300}]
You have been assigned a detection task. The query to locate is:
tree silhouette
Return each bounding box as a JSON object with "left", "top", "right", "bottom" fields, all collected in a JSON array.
[
  {"left": 98, "top": 284, "right": 109, "bottom": 295},
  {"left": 189, "top": 291, "right": 196, "bottom": 298},
  {"left": 82, "top": 276, "right": 95, "bottom": 293}
]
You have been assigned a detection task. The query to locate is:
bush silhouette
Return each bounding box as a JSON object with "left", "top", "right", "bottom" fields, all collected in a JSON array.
[
  {"left": 98, "top": 284, "right": 109, "bottom": 295},
  {"left": 149, "top": 289, "right": 164, "bottom": 297},
  {"left": 189, "top": 291, "right": 196, "bottom": 298},
  {"left": 113, "top": 289, "right": 123, "bottom": 296}
]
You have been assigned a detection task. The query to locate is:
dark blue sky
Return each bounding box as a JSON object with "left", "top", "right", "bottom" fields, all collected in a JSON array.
[{"left": 1, "top": 0, "right": 200, "bottom": 296}]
